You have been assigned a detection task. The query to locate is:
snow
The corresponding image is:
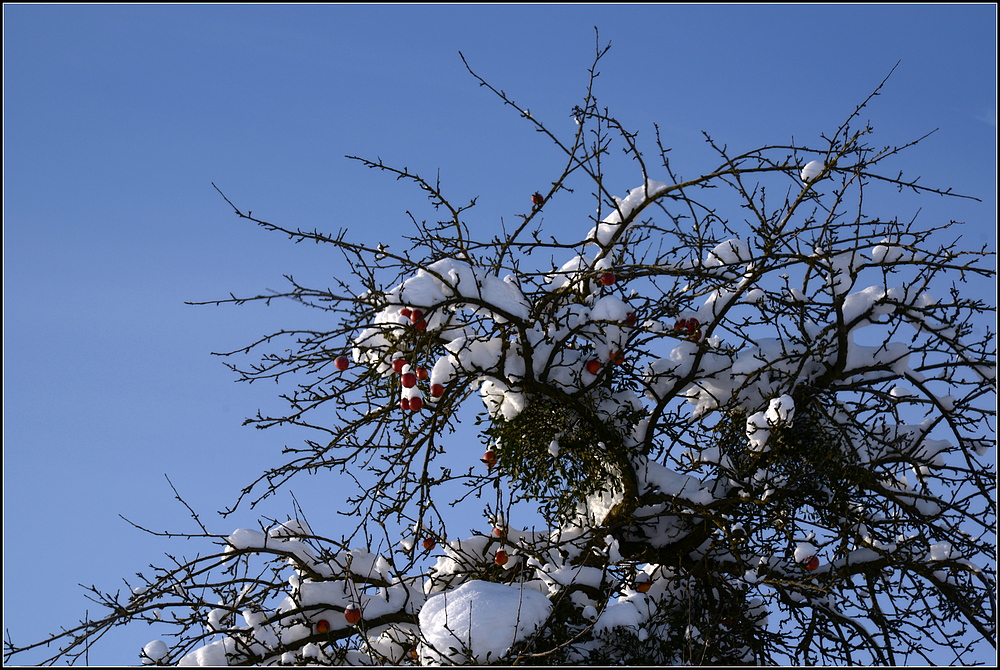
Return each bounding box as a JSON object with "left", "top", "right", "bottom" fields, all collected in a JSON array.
[
  {"left": 705, "top": 238, "right": 751, "bottom": 268},
  {"left": 225, "top": 528, "right": 267, "bottom": 550},
  {"left": 926, "top": 541, "right": 954, "bottom": 562},
  {"left": 593, "top": 598, "right": 645, "bottom": 634},
  {"left": 800, "top": 160, "right": 824, "bottom": 181},
  {"left": 418, "top": 580, "right": 552, "bottom": 664},
  {"left": 586, "top": 179, "right": 669, "bottom": 247},
  {"left": 178, "top": 637, "right": 236, "bottom": 666},
  {"left": 142, "top": 640, "right": 168, "bottom": 663},
  {"left": 794, "top": 542, "right": 817, "bottom": 563},
  {"left": 764, "top": 394, "right": 795, "bottom": 425}
]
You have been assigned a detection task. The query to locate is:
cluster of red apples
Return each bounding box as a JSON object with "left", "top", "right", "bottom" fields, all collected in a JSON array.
[{"left": 314, "top": 603, "right": 363, "bottom": 634}]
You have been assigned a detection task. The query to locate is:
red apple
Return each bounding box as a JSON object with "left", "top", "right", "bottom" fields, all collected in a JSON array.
[
  {"left": 674, "top": 318, "right": 688, "bottom": 333},
  {"left": 599, "top": 272, "right": 616, "bottom": 286},
  {"left": 415, "top": 366, "right": 429, "bottom": 381},
  {"left": 392, "top": 358, "right": 407, "bottom": 374},
  {"left": 400, "top": 398, "right": 411, "bottom": 411},
  {"left": 422, "top": 537, "right": 436, "bottom": 550},
  {"left": 430, "top": 383, "right": 445, "bottom": 398},
  {"left": 409, "top": 396, "right": 423, "bottom": 411},
  {"left": 410, "top": 309, "right": 424, "bottom": 324},
  {"left": 399, "top": 308, "right": 412, "bottom": 319},
  {"left": 635, "top": 576, "right": 652, "bottom": 594},
  {"left": 494, "top": 550, "right": 509, "bottom": 567},
  {"left": 482, "top": 449, "right": 498, "bottom": 469},
  {"left": 401, "top": 372, "right": 417, "bottom": 388},
  {"left": 413, "top": 319, "right": 427, "bottom": 331},
  {"left": 610, "top": 350, "right": 625, "bottom": 366},
  {"left": 344, "top": 605, "right": 362, "bottom": 625},
  {"left": 315, "top": 619, "right": 331, "bottom": 634},
  {"left": 624, "top": 312, "right": 638, "bottom": 327},
  {"left": 335, "top": 356, "right": 350, "bottom": 371},
  {"left": 531, "top": 192, "right": 545, "bottom": 206},
  {"left": 586, "top": 359, "right": 602, "bottom": 375},
  {"left": 804, "top": 556, "right": 820, "bottom": 571},
  {"left": 492, "top": 526, "right": 507, "bottom": 538}
]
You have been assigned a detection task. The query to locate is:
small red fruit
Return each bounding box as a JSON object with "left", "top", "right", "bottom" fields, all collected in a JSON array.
[
  {"left": 531, "top": 192, "right": 544, "bottom": 206},
  {"left": 494, "top": 550, "right": 509, "bottom": 567},
  {"left": 482, "top": 449, "right": 498, "bottom": 469},
  {"left": 335, "top": 356, "right": 350, "bottom": 371},
  {"left": 413, "top": 319, "right": 427, "bottom": 331},
  {"left": 586, "top": 359, "right": 602, "bottom": 375},
  {"left": 344, "top": 605, "right": 362, "bottom": 625},
  {"left": 401, "top": 372, "right": 417, "bottom": 388},
  {"left": 430, "top": 383, "right": 445, "bottom": 398},
  {"left": 399, "top": 308, "right": 413, "bottom": 319},
  {"left": 415, "top": 367, "right": 429, "bottom": 381},
  {"left": 624, "top": 312, "right": 638, "bottom": 327},
  {"left": 673, "top": 319, "right": 688, "bottom": 333},
  {"left": 410, "top": 309, "right": 424, "bottom": 324},
  {"left": 400, "top": 398, "right": 411, "bottom": 411},
  {"left": 315, "top": 619, "right": 331, "bottom": 634},
  {"left": 599, "top": 272, "right": 616, "bottom": 286},
  {"left": 804, "top": 556, "right": 820, "bottom": 571},
  {"left": 635, "top": 576, "right": 652, "bottom": 594},
  {"left": 422, "top": 537, "right": 436, "bottom": 550},
  {"left": 392, "top": 358, "right": 407, "bottom": 374},
  {"left": 492, "top": 526, "right": 507, "bottom": 538},
  {"left": 610, "top": 350, "right": 625, "bottom": 366},
  {"left": 409, "top": 396, "right": 423, "bottom": 411}
]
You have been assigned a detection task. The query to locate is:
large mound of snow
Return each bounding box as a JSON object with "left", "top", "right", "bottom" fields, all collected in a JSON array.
[{"left": 418, "top": 580, "right": 552, "bottom": 664}]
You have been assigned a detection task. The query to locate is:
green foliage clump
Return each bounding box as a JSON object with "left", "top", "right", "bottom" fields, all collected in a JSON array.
[
  {"left": 716, "top": 394, "right": 876, "bottom": 523},
  {"left": 484, "top": 392, "right": 639, "bottom": 521}
]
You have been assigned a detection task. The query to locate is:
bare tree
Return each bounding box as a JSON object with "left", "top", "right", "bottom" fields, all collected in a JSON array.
[{"left": 6, "top": 35, "right": 994, "bottom": 667}]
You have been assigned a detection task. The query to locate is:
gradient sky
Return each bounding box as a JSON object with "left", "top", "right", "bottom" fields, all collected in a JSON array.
[{"left": 4, "top": 4, "right": 996, "bottom": 665}]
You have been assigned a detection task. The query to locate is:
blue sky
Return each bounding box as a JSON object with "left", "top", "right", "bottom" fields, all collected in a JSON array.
[{"left": 3, "top": 4, "right": 996, "bottom": 665}]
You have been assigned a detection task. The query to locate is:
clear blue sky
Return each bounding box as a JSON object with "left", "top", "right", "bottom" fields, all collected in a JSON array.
[{"left": 4, "top": 4, "right": 996, "bottom": 665}]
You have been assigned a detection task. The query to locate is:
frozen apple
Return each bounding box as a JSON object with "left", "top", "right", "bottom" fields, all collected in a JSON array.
[
  {"left": 392, "top": 358, "right": 408, "bottom": 374},
  {"left": 635, "top": 576, "right": 652, "bottom": 593},
  {"left": 422, "top": 537, "right": 436, "bottom": 550},
  {"left": 494, "top": 550, "right": 509, "bottom": 567},
  {"left": 804, "top": 556, "right": 820, "bottom": 571},
  {"left": 401, "top": 372, "right": 417, "bottom": 388},
  {"left": 430, "top": 383, "right": 445, "bottom": 398},
  {"left": 415, "top": 366, "right": 429, "bottom": 381},
  {"left": 315, "top": 619, "right": 331, "bottom": 634},
  {"left": 531, "top": 192, "right": 545, "bottom": 206},
  {"left": 400, "top": 398, "right": 411, "bottom": 411},
  {"left": 599, "top": 272, "right": 616, "bottom": 286},
  {"left": 586, "top": 359, "right": 602, "bottom": 375},
  {"left": 482, "top": 449, "right": 498, "bottom": 469},
  {"left": 344, "top": 604, "right": 362, "bottom": 625},
  {"left": 409, "top": 396, "right": 423, "bottom": 411},
  {"left": 335, "top": 356, "right": 350, "bottom": 371}
]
